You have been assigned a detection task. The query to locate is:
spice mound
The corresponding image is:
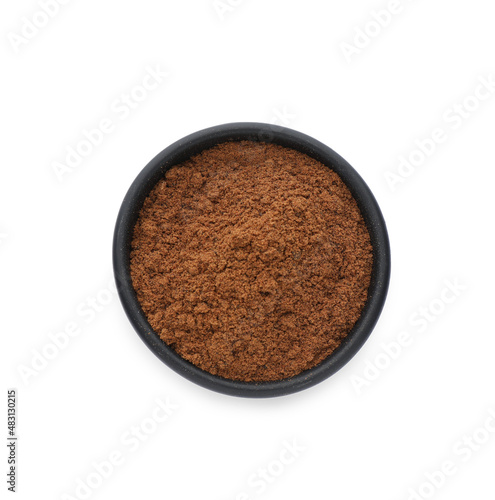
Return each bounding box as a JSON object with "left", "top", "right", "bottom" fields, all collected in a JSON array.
[{"left": 130, "top": 141, "right": 373, "bottom": 382}]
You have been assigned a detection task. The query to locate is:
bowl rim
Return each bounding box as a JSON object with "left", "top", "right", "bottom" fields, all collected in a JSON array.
[{"left": 113, "top": 122, "right": 391, "bottom": 398}]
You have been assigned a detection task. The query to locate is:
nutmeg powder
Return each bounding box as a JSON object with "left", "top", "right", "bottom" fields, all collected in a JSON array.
[{"left": 130, "top": 141, "right": 373, "bottom": 382}]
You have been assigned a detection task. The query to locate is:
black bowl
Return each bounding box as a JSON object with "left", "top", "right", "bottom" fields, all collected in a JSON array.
[{"left": 113, "top": 122, "right": 391, "bottom": 398}]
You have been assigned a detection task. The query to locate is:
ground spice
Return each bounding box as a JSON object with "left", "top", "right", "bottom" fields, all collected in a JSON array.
[{"left": 130, "top": 141, "right": 373, "bottom": 382}]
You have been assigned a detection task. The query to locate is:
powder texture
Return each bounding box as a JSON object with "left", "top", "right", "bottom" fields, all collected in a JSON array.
[{"left": 130, "top": 141, "right": 373, "bottom": 382}]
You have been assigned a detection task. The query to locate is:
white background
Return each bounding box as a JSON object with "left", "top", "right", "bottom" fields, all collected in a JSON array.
[{"left": 2, "top": 0, "right": 495, "bottom": 499}]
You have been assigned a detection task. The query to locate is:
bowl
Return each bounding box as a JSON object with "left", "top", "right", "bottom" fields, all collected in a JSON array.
[{"left": 113, "top": 122, "right": 391, "bottom": 398}]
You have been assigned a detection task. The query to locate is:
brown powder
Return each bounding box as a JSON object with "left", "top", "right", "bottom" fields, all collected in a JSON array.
[{"left": 130, "top": 141, "right": 373, "bottom": 382}]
